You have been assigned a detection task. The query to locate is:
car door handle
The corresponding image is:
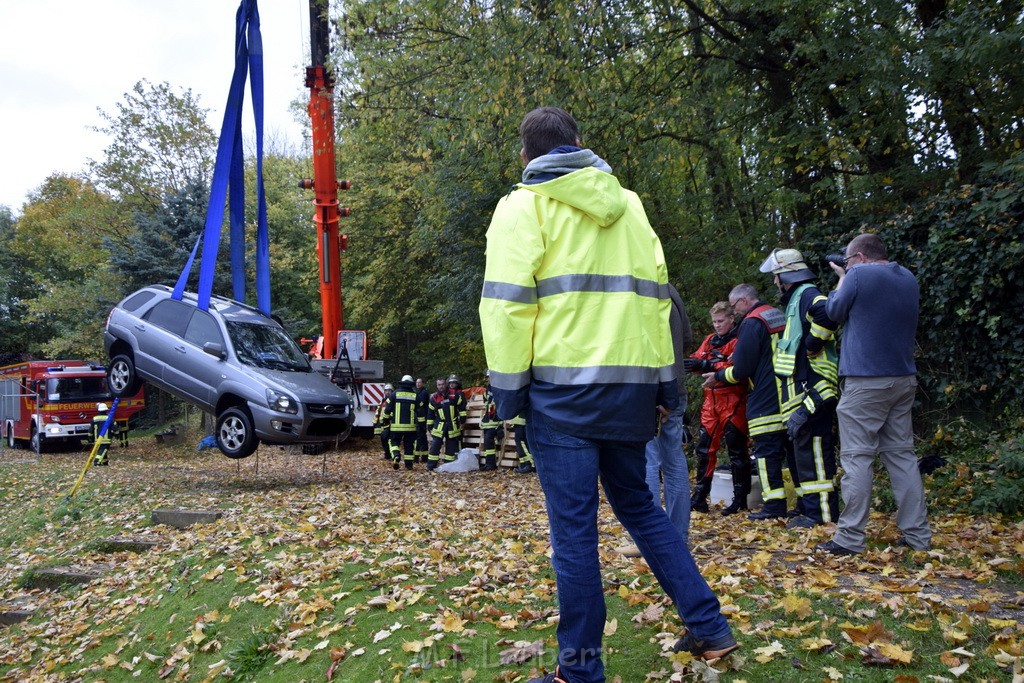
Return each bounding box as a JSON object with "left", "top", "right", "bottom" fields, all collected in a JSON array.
[
  {"left": 175, "top": 346, "right": 187, "bottom": 354},
  {"left": 134, "top": 324, "right": 145, "bottom": 331}
]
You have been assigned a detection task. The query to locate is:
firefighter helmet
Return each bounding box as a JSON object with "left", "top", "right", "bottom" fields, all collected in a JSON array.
[
  {"left": 96, "top": 402, "right": 109, "bottom": 412},
  {"left": 384, "top": 383, "right": 394, "bottom": 391},
  {"left": 401, "top": 374, "right": 414, "bottom": 383},
  {"left": 447, "top": 374, "right": 460, "bottom": 384}
]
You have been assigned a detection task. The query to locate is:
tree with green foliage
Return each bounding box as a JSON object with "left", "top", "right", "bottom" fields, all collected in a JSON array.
[
  {"left": 9, "top": 175, "right": 128, "bottom": 360},
  {"left": 0, "top": 205, "right": 34, "bottom": 363},
  {"left": 328, "top": 0, "right": 1024, "bottom": 416},
  {"left": 89, "top": 80, "right": 217, "bottom": 214},
  {"left": 249, "top": 152, "right": 325, "bottom": 338},
  {"left": 2, "top": 0, "right": 1021, "bottom": 427},
  {"left": 107, "top": 181, "right": 233, "bottom": 295}
]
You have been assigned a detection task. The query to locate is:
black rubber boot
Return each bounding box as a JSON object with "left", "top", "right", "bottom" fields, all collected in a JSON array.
[
  {"left": 690, "top": 479, "right": 712, "bottom": 513},
  {"left": 747, "top": 500, "right": 787, "bottom": 520},
  {"left": 721, "top": 472, "right": 750, "bottom": 516},
  {"left": 690, "top": 427, "right": 713, "bottom": 512},
  {"left": 480, "top": 454, "right": 497, "bottom": 471},
  {"left": 721, "top": 498, "right": 745, "bottom": 516},
  {"left": 721, "top": 424, "right": 750, "bottom": 516}
]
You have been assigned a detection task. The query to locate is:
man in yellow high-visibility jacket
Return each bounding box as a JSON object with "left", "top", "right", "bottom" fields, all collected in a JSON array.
[{"left": 479, "top": 106, "right": 737, "bottom": 683}]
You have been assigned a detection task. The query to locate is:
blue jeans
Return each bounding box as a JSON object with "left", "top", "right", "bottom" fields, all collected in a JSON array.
[
  {"left": 645, "top": 403, "right": 690, "bottom": 545},
  {"left": 528, "top": 411, "right": 731, "bottom": 683}
]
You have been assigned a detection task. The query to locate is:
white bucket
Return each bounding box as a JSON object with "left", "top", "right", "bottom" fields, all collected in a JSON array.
[{"left": 709, "top": 471, "right": 763, "bottom": 508}]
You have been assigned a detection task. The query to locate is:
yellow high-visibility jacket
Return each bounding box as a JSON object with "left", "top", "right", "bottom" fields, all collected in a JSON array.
[{"left": 479, "top": 166, "right": 676, "bottom": 442}]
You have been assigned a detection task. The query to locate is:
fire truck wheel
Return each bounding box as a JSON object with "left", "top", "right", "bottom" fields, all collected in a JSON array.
[
  {"left": 6, "top": 424, "right": 17, "bottom": 449},
  {"left": 216, "top": 407, "right": 258, "bottom": 459},
  {"left": 30, "top": 427, "right": 43, "bottom": 454},
  {"left": 108, "top": 354, "right": 142, "bottom": 397}
]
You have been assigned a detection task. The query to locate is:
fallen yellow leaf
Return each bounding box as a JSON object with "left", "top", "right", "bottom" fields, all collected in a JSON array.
[{"left": 754, "top": 641, "right": 786, "bottom": 663}]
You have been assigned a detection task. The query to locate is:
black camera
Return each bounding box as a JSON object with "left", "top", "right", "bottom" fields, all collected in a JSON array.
[{"left": 825, "top": 254, "right": 848, "bottom": 268}]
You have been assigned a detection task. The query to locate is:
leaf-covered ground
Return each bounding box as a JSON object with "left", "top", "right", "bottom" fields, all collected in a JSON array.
[{"left": 0, "top": 438, "right": 1022, "bottom": 682}]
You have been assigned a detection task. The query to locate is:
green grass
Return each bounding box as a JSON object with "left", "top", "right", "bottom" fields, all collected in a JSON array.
[{"left": 1, "top": 441, "right": 1021, "bottom": 682}]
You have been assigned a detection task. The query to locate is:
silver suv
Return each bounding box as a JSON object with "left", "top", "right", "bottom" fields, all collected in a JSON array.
[{"left": 104, "top": 285, "right": 353, "bottom": 458}]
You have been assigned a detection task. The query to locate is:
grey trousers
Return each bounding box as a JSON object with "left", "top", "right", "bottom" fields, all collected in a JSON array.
[{"left": 832, "top": 375, "right": 932, "bottom": 552}]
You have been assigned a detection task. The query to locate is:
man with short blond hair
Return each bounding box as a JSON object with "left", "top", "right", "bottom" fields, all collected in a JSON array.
[{"left": 685, "top": 300, "right": 749, "bottom": 516}]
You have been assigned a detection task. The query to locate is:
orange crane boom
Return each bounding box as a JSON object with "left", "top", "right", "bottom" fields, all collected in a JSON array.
[{"left": 300, "top": 1, "right": 350, "bottom": 361}]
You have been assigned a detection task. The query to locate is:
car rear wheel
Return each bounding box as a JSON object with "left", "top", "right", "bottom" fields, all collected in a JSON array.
[
  {"left": 108, "top": 354, "right": 142, "bottom": 397},
  {"left": 216, "top": 407, "right": 258, "bottom": 459}
]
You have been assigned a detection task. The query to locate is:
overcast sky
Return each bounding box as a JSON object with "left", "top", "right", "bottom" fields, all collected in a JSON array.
[{"left": 0, "top": 0, "right": 311, "bottom": 214}]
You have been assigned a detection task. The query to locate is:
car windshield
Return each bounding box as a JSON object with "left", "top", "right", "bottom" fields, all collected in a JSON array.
[
  {"left": 227, "top": 321, "right": 312, "bottom": 372},
  {"left": 46, "top": 377, "right": 110, "bottom": 403}
]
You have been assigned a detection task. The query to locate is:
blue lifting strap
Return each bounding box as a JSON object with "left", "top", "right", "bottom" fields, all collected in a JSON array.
[
  {"left": 173, "top": 0, "right": 271, "bottom": 315},
  {"left": 98, "top": 398, "right": 121, "bottom": 439}
]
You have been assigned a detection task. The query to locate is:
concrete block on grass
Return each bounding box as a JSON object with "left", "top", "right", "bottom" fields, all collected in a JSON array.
[
  {"left": 100, "top": 536, "right": 162, "bottom": 553},
  {"left": 26, "top": 565, "right": 109, "bottom": 590},
  {"left": 151, "top": 508, "right": 223, "bottom": 529},
  {"left": 0, "top": 610, "right": 33, "bottom": 626}
]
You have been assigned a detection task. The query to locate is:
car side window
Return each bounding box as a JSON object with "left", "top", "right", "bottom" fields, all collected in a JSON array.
[
  {"left": 144, "top": 300, "right": 193, "bottom": 337},
  {"left": 184, "top": 310, "right": 224, "bottom": 348},
  {"left": 120, "top": 290, "right": 157, "bottom": 312}
]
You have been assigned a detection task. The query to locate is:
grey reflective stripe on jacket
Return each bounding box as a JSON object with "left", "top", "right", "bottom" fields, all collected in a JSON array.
[{"left": 536, "top": 274, "right": 669, "bottom": 300}]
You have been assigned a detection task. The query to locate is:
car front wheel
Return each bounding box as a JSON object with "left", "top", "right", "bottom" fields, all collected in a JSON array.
[
  {"left": 108, "top": 354, "right": 141, "bottom": 396},
  {"left": 216, "top": 407, "right": 258, "bottom": 459}
]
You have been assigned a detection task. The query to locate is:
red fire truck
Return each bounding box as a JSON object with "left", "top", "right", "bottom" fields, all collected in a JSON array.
[{"left": 0, "top": 360, "right": 146, "bottom": 452}]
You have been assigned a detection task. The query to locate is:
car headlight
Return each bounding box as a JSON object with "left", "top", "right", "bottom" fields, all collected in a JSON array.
[{"left": 266, "top": 389, "right": 299, "bottom": 415}]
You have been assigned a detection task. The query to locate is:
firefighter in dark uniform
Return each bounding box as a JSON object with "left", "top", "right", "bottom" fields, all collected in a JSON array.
[
  {"left": 414, "top": 378, "right": 430, "bottom": 463},
  {"left": 707, "top": 284, "right": 791, "bottom": 520},
  {"left": 428, "top": 374, "right": 467, "bottom": 467},
  {"left": 386, "top": 375, "right": 421, "bottom": 470},
  {"left": 479, "top": 370, "right": 501, "bottom": 471},
  {"left": 426, "top": 378, "right": 447, "bottom": 470},
  {"left": 509, "top": 413, "right": 535, "bottom": 473},
  {"left": 91, "top": 402, "right": 111, "bottom": 466},
  {"left": 113, "top": 419, "right": 130, "bottom": 447},
  {"left": 373, "top": 384, "right": 393, "bottom": 459},
  {"left": 760, "top": 248, "right": 840, "bottom": 528}
]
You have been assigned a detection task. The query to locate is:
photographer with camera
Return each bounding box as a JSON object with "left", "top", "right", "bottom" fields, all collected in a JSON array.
[
  {"left": 815, "top": 234, "right": 932, "bottom": 556},
  {"left": 759, "top": 248, "right": 840, "bottom": 529}
]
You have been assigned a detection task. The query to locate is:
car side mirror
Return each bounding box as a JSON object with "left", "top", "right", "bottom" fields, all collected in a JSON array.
[{"left": 203, "top": 342, "right": 226, "bottom": 359}]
